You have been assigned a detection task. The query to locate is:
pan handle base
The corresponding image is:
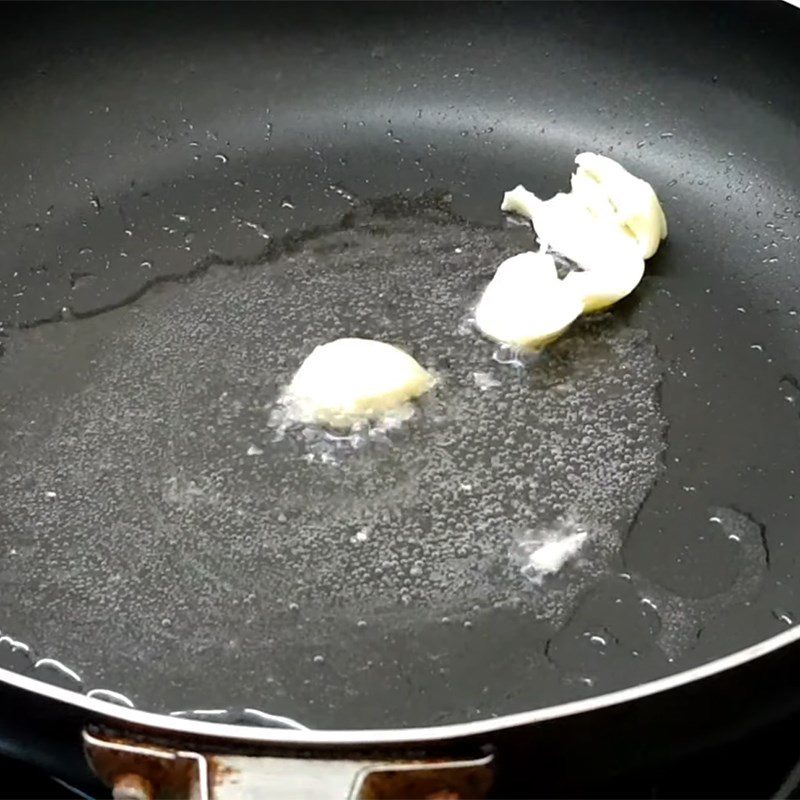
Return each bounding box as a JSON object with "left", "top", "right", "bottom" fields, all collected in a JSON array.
[{"left": 83, "top": 729, "right": 494, "bottom": 799}]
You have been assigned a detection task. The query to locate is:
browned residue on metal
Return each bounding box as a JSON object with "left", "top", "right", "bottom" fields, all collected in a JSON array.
[
  {"left": 85, "top": 728, "right": 493, "bottom": 800},
  {"left": 84, "top": 731, "right": 200, "bottom": 799},
  {"left": 206, "top": 754, "right": 239, "bottom": 790},
  {"left": 358, "top": 759, "right": 492, "bottom": 800}
]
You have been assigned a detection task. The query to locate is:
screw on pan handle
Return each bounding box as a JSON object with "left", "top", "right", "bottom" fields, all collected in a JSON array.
[
  {"left": 112, "top": 773, "right": 154, "bottom": 800},
  {"left": 83, "top": 729, "right": 494, "bottom": 799}
]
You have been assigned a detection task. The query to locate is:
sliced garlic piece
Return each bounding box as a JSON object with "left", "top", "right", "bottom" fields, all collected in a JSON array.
[
  {"left": 537, "top": 203, "right": 645, "bottom": 313},
  {"left": 505, "top": 190, "right": 641, "bottom": 273},
  {"left": 474, "top": 251, "right": 583, "bottom": 350},
  {"left": 562, "top": 256, "right": 645, "bottom": 313},
  {"left": 284, "top": 338, "right": 435, "bottom": 428},
  {"left": 571, "top": 152, "right": 667, "bottom": 258},
  {"left": 499, "top": 175, "right": 648, "bottom": 312},
  {"left": 493, "top": 250, "right": 559, "bottom": 284},
  {"left": 501, "top": 155, "right": 667, "bottom": 261}
]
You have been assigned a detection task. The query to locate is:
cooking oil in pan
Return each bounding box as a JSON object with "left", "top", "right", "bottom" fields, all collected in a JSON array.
[{"left": 0, "top": 194, "right": 758, "bottom": 720}]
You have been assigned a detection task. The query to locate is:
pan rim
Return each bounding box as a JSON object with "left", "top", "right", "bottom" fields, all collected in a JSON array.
[{"left": 3, "top": 620, "right": 799, "bottom": 746}]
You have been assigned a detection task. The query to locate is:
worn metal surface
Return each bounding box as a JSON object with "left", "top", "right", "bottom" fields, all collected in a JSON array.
[{"left": 84, "top": 730, "right": 492, "bottom": 799}]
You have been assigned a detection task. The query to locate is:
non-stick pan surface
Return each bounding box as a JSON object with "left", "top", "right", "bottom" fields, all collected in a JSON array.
[{"left": 0, "top": 1, "right": 799, "bottom": 731}]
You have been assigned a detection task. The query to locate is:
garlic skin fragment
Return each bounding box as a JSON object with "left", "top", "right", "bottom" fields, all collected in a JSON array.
[
  {"left": 284, "top": 338, "right": 435, "bottom": 429},
  {"left": 474, "top": 251, "right": 583, "bottom": 350}
]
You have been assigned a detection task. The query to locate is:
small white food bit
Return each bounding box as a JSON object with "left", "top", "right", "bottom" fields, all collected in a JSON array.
[
  {"left": 471, "top": 371, "right": 501, "bottom": 391},
  {"left": 474, "top": 251, "right": 583, "bottom": 350},
  {"left": 520, "top": 530, "right": 589, "bottom": 582},
  {"left": 281, "top": 338, "right": 435, "bottom": 429},
  {"left": 501, "top": 184, "right": 542, "bottom": 221}
]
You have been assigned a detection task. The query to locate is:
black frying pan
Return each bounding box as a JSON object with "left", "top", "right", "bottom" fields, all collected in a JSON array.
[{"left": 0, "top": 0, "right": 799, "bottom": 795}]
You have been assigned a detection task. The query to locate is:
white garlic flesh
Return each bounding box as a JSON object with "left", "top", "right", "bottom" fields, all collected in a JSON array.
[
  {"left": 570, "top": 152, "right": 667, "bottom": 259},
  {"left": 283, "top": 338, "right": 435, "bottom": 428},
  {"left": 499, "top": 153, "right": 663, "bottom": 313},
  {"left": 500, "top": 189, "right": 646, "bottom": 313},
  {"left": 474, "top": 251, "right": 583, "bottom": 349},
  {"left": 562, "top": 257, "right": 645, "bottom": 314}
]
